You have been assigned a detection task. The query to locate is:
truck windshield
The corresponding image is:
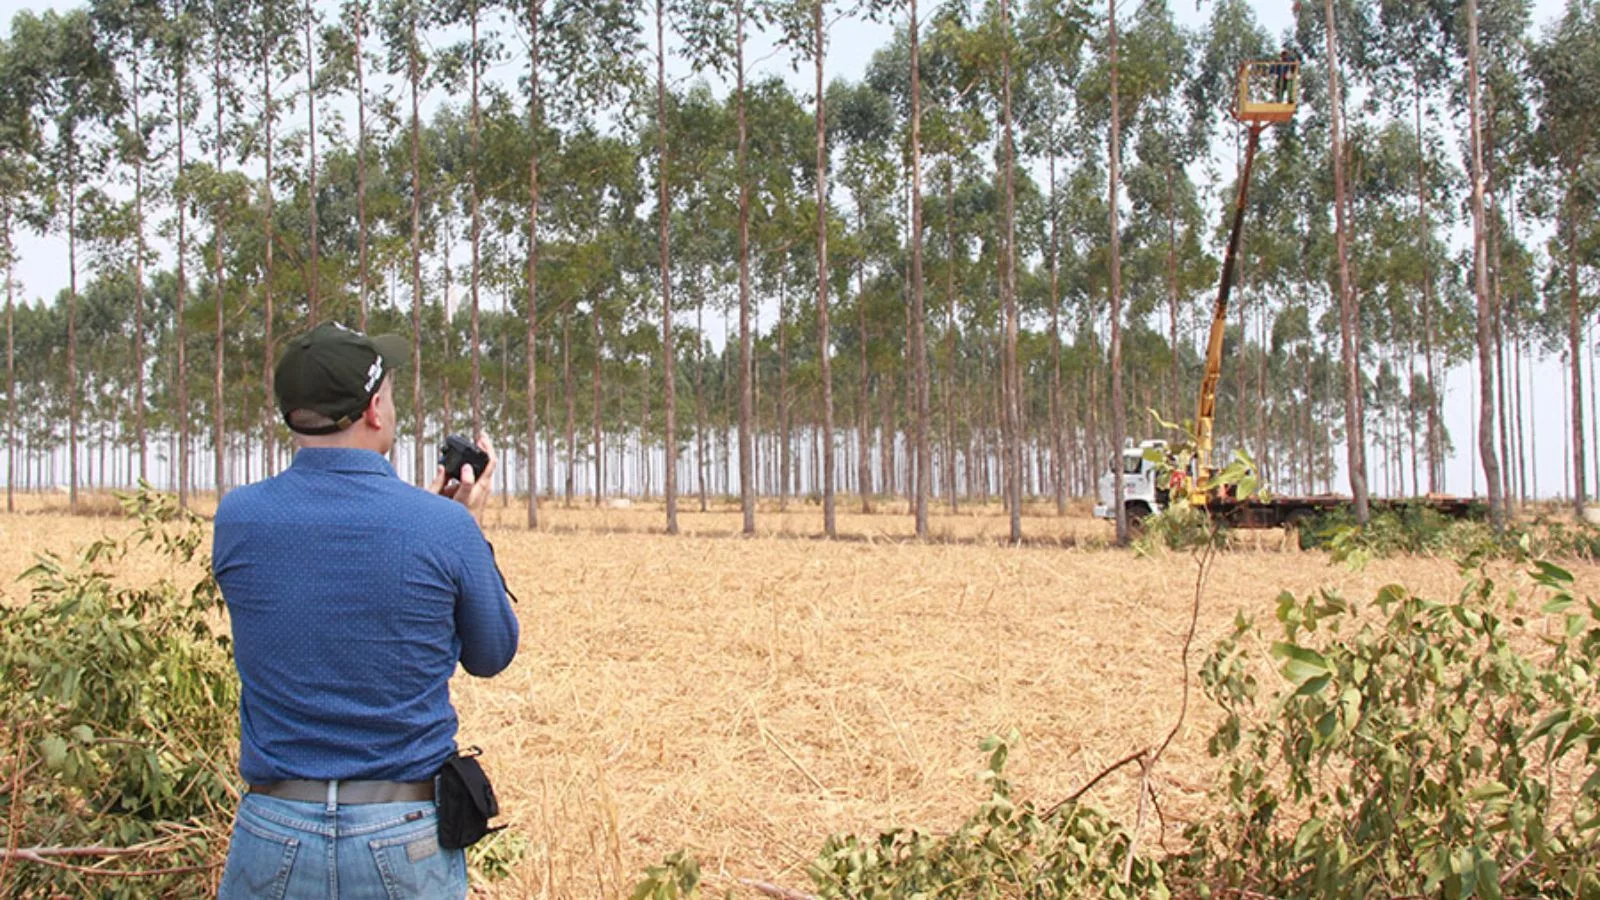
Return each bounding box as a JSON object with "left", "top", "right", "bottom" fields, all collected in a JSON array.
[{"left": 1122, "top": 454, "right": 1144, "bottom": 475}]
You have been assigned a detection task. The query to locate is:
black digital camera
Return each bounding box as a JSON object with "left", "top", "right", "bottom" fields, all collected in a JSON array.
[{"left": 439, "top": 434, "right": 490, "bottom": 482}]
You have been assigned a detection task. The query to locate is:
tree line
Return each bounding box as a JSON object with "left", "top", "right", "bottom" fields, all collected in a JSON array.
[{"left": 0, "top": 0, "right": 1596, "bottom": 542}]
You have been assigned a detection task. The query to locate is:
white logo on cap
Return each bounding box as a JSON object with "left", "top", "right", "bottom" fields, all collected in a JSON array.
[{"left": 365, "top": 357, "right": 384, "bottom": 392}]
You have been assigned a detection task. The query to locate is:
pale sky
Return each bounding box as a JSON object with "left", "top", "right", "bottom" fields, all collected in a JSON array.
[{"left": 0, "top": 0, "right": 1587, "bottom": 501}]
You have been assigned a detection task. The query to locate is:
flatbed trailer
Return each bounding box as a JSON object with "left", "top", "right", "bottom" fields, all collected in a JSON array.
[{"left": 1206, "top": 494, "right": 1485, "bottom": 529}]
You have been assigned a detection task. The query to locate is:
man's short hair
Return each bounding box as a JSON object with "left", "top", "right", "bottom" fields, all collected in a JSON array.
[{"left": 286, "top": 408, "right": 345, "bottom": 432}]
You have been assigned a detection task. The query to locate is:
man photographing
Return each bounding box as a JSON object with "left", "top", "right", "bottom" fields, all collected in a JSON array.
[{"left": 213, "top": 322, "right": 519, "bottom": 899}]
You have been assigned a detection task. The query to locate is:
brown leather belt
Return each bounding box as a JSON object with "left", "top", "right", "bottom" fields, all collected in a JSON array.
[{"left": 248, "top": 779, "right": 434, "bottom": 804}]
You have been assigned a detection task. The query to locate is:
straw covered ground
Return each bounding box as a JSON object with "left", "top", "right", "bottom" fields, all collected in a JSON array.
[{"left": 4, "top": 492, "right": 1598, "bottom": 898}]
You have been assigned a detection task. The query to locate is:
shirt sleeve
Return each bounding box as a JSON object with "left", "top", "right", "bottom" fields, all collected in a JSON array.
[{"left": 447, "top": 511, "right": 520, "bottom": 677}]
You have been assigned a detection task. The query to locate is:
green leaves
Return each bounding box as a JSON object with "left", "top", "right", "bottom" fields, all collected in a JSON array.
[
  {"left": 1185, "top": 552, "right": 1600, "bottom": 897},
  {"left": 1272, "top": 641, "right": 1330, "bottom": 686},
  {"left": 0, "top": 485, "right": 239, "bottom": 895}
]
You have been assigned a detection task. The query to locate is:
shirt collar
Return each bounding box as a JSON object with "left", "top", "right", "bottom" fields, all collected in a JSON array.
[{"left": 290, "top": 447, "right": 399, "bottom": 478}]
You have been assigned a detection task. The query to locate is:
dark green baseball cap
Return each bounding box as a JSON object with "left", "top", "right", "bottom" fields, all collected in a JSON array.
[{"left": 275, "top": 322, "right": 409, "bottom": 435}]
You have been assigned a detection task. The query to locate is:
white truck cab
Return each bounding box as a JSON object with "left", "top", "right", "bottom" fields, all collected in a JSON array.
[{"left": 1092, "top": 439, "right": 1169, "bottom": 522}]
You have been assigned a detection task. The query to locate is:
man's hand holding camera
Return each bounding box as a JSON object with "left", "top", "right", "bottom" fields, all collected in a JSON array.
[{"left": 431, "top": 432, "right": 496, "bottom": 522}]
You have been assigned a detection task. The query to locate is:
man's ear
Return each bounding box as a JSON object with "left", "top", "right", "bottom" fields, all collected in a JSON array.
[{"left": 362, "top": 391, "right": 385, "bottom": 430}]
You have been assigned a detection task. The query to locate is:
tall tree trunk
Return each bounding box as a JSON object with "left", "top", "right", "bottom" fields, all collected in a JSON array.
[
  {"left": 5, "top": 210, "right": 13, "bottom": 511},
  {"left": 355, "top": 1, "right": 369, "bottom": 330},
  {"left": 1323, "top": 0, "right": 1370, "bottom": 523},
  {"left": 1049, "top": 110, "right": 1062, "bottom": 512},
  {"left": 213, "top": 39, "right": 227, "bottom": 500},
  {"left": 261, "top": 31, "right": 277, "bottom": 479},
  {"left": 696, "top": 300, "right": 708, "bottom": 511},
  {"left": 857, "top": 257, "right": 872, "bottom": 513},
  {"left": 1566, "top": 164, "right": 1587, "bottom": 518},
  {"left": 469, "top": 0, "right": 483, "bottom": 434},
  {"left": 779, "top": 278, "right": 791, "bottom": 509},
  {"left": 1487, "top": 108, "right": 1512, "bottom": 507},
  {"left": 1464, "top": 0, "right": 1504, "bottom": 526},
  {"left": 175, "top": 28, "right": 190, "bottom": 509},
  {"left": 944, "top": 163, "right": 958, "bottom": 512},
  {"left": 133, "top": 73, "right": 147, "bottom": 483},
  {"left": 1107, "top": 0, "right": 1126, "bottom": 543},
  {"left": 1414, "top": 77, "right": 1439, "bottom": 494},
  {"left": 908, "top": 0, "right": 929, "bottom": 533},
  {"left": 67, "top": 159, "right": 79, "bottom": 512},
  {"left": 304, "top": 0, "right": 319, "bottom": 322},
  {"left": 592, "top": 309, "right": 603, "bottom": 503},
  {"left": 736, "top": 0, "right": 754, "bottom": 533},
  {"left": 1001, "top": 0, "right": 1021, "bottom": 543},
  {"left": 525, "top": 0, "right": 543, "bottom": 527},
  {"left": 814, "top": 0, "right": 836, "bottom": 537},
  {"left": 409, "top": 15, "right": 425, "bottom": 486},
  {"left": 656, "top": 0, "right": 677, "bottom": 533},
  {"left": 563, "top": 302, "right": 575, "bottom": 504}
]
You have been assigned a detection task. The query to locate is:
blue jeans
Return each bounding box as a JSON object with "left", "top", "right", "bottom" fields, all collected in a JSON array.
[{"left": 218, "top": 791, "right": 468, "bottom": 900}]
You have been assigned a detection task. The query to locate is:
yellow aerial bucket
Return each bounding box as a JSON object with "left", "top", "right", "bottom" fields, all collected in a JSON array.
[{"left": 1236, "top": 59, "right": 1299, "bottom": 123}]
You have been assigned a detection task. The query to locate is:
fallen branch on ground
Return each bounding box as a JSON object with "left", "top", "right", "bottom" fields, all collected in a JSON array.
[{"left": 1, "top": 845, "right": 219, "bottom": 878}]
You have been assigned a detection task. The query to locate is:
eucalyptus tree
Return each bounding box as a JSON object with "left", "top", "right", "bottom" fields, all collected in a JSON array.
[
  {"left": 25, "top": 9, "right": 121, "bottom": 511},
  {"left": 301, "top": 0, "right": 322, "bottom": 321},
  {"left": 1532, "top": 0, "right": 1600, "bottom": 519},
  {"left": 204, "top": 0, "right": 247, "bottom": 497},
  {"left": 675, "top": 0, "right": 762, "bottom": 529},
  {"left": 1100, "top": 0, "right": 1127, "bottom": 542},
  {"left": 511, "top": 0, "right": 639, "bottom": 522},
  {"left": 1017, "top": 0, "right": 1086, "bottom": 512},
  {"left": 246, "top": 0, "right": 299, "bottom": 478},
  {"left": 1463, "top": 0, "right": 1506, "bottom": 526},
  {"left": 1305, "top": 0, "right": 1373, "bottom": 522},
  {"left": 830, "top": 75, "right": 897, "bottom": 510},
  {"left": 319, "top": 0, "right": 376, "bottom": 328},
  {"left": 1369, "top": 0, "right": 1455, "bottom": 493},
  {"left": 88, "top": 0, "right": 162, "bottom": 482},
  {"left": 906, "top": 0, "right": 930, "bottom": 533},
  {"left": 768, "top": 0, "right": 839, "bottom": 534},
  {"left": 0, "top": 29, "right": 44, "bottom": 510},
  {"left": 647, "top": 0, "right": 680, "bottom": 530},
  {"left": 378, "top": 0, "right": 429, "bottom": 483}
]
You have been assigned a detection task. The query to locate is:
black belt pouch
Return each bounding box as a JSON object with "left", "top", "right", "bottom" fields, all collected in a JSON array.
[{"left": 435, "top": 747, "right": 503, "bottom": 849}]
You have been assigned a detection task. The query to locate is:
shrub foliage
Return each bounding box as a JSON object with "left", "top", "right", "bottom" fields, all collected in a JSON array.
[{"left": 0, "top": 488, "right": 238, "bottom": 898}]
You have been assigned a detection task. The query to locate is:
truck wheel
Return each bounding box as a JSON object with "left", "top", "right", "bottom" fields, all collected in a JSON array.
[{"left": 1125, "top": 502, "right": 1153, "bottom": 527}]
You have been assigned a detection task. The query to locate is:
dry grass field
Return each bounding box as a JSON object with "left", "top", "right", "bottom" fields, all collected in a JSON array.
[{"left": 4, "top": 490, "right": 1597, "bottom": 897}]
